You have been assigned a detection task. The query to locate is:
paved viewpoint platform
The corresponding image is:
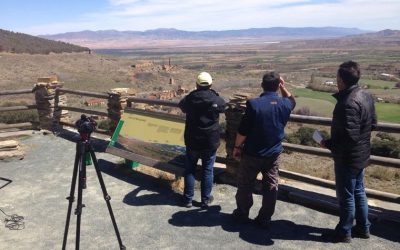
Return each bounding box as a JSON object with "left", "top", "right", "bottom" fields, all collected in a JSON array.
[{"left": 1, "top": 132, "right": 399, "bottom": 250}]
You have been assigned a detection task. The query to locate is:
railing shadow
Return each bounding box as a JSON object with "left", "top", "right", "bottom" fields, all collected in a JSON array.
[
  {"left": 55, "top": 128, "right": 109, "bottom": 153},
  {"left": 97, "top": 159, "right": 182, "bottom": 207},
  {"left": 96, "top": 158, "right": 400, "bottom": 244}
]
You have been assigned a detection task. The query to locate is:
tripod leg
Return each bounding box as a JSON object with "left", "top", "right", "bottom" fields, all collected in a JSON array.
[
  {"left": 75, "top": 144, "right": 86, "bottom": 250},
  {"left": 62, "top": 143, "right": 81, "bottom": 250},
  {"left": 89, "top": 147, "right": 126, "bottom": 250}
]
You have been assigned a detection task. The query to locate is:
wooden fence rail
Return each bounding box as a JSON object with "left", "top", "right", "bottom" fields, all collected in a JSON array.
[
  {"left": 56, "top": 88, "right": 109, "bottom": 99},
  {"left": 1, "top": 88, "right": 399, "bottom": 169},
  {"left": 0, "top": 89, "right": 32, "bottom": 96},
  {"left": 126, "top": 97, "right": 400, "bottom": 133},
  {"left": 0, "top": 105, "right": 37, "bottom": 112}
]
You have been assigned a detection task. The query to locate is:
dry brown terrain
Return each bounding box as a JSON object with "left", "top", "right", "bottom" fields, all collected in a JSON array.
[{"left": 1, "top": 40, "right": 399, "bottom": 194}]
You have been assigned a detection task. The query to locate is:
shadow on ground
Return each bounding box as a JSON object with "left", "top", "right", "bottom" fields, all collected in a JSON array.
[
  {"left": 96, "top": 158, "right": 400, "bottom": 244},
  {"left": 168, "top": 205, "right": 327, "bottom": 246},
  {"left": 56, "top": 129, "right": 109, "bottom": 152}
]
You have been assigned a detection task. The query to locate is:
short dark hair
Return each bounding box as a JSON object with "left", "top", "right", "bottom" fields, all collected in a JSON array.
[
  {"left": 196, "top": 85, "right": 211, "bottom": 90},
  {"left": 261, "top": 71, "right": 280, "bottom": 92},
  {"left": 338, "top": 61, "right": 360, "bottom": 86}
]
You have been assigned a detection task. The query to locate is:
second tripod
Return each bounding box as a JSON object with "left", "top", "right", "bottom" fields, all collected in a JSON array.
[{"left": 62, "top": 138, "right": 125, "bottom": 250}]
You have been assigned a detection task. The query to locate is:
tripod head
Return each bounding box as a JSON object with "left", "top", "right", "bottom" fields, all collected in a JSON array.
[{"left": 75, "top": 114, "right": 97, "bottom": 141}]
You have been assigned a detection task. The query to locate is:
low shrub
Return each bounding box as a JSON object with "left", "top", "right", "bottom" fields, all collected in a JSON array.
[{"left": 285, "top": 127, "right": 329, "bottom": 147}]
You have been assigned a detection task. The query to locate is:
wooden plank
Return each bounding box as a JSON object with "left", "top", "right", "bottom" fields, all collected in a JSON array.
[
  {"left": 0, "top": 105, "right": 37, "bottom": 112},
  {"left": 58, "top": 88, "right": 109, "bottom": 99},
  {"left": 289, "top": 114, "right": 400, "bottom": 133},
  {"left": 127, "top": 97, "right": 179, "bottom": 107},
  {"left": 0, "top": 122, "right": 33, "bottom": 130},
  {"left": 58, "top": 106, "right": 108, "bottom": 117},
  {"left": 106, "top": 146, "right": 184, "bottom": 176},
  {"left": 280, "top": 169, "right": 400, "bottom": 203},
  {"left": 0, "top": 89, "right": 32, "bottom": 96},
  {"left": 283, "top": 142, "right": 400, "bottom": 168}
]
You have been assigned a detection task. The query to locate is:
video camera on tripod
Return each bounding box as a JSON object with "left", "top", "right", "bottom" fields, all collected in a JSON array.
[
  {"left": 75, "top": 114, "right": 97, "bottom": 141},
  {"left": 62, "top": 114, "right": 125, "bottom": 250}
]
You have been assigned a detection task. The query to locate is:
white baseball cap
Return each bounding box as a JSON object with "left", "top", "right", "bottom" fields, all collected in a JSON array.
[{"left": 196, "top": 72, "right": 213, "bottom": 86}]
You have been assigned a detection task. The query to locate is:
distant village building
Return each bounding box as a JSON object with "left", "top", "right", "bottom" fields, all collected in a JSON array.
[
  {"left": 176, "top": 85, "right": 188, "bottom": 95},
  {"left": 146, "top": 90, "right": 177, "bottom": 101},
  {"left": 324, "top": 80, "right": 335, "bottom": 86},
  {"left": 159, "top": 90, "right": 176, "bottom": 100},
  {"left": 84, "top": 99, "right": 106, "bottom": 106}
]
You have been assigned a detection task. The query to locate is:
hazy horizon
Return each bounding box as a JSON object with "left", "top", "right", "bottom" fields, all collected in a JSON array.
[{"left": 1, "top": 0, "right": 399, "bottom": 35}]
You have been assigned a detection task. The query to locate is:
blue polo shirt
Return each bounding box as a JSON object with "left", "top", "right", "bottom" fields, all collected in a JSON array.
[{"left": 238, "top": 92, "right": 294, "bottom": 157}]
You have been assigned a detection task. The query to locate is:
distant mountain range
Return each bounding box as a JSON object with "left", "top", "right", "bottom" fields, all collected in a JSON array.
[
  {"left": 0, "top": 29, "right": 89, "bottom": 54},
  {"left": 40, "top": 27, "right": 372, "bottom": 49},
  {"left": 42, "top": 27, "right": 368, "bottom": 40}
]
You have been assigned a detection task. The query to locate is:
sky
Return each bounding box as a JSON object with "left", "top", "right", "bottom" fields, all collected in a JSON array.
[{"left": 1, "top": 0, "right": 400, "bottom": 35}]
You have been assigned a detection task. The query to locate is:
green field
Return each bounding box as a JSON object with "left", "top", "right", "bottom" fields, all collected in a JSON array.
[
  {"left": 292, "top": 88, "right": 336, "bottom": 103},
  {"left": 359, "top": 79, "right": 396, "bottom": 89},
  {"left": 292, "top": 88, "right": 400, "bottom": 123},
  {"left": 376, "top": 103, "right": 400, "bottom": 123},
  {"left": 294, "top": 97, "right": 334, "bottom": 117}
]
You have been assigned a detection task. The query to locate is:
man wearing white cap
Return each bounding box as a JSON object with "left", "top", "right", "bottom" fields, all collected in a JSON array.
[{"left": 179, "top": 72, "right": 226, "bottom": 209}]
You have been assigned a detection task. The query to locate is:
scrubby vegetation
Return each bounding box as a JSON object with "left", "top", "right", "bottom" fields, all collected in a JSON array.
[
  {"left": 0, "top": 102, "right": 38, "bottom": 124},
  {"left": 0, "top": 29, "right": 89, "bottom": 54},
  {"left": 371, "top": 132, "right": 400, "bottom": 159},
  {"left": 285, "top": 127, "right": 329, "bottom": 147}
]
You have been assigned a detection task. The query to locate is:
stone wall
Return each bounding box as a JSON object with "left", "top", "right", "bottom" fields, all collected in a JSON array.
[
  {"left": 33, "top": 83, "right": 69, "bottom": 131},
  {"left": 224, "top": 94, "right": 249, "bottom": 179}
]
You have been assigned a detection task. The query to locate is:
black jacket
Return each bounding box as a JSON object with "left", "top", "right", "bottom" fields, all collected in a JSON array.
[
  {"left": 325, "top": 85, "right": 377, "bottom": 169},
  {"left": 179, "top": 88, "right": 226, "bottom": 150}
]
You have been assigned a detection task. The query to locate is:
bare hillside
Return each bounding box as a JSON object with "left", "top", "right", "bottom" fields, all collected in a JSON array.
[{"left": 0, "top": 29, "right": 89, "bottom": 54}]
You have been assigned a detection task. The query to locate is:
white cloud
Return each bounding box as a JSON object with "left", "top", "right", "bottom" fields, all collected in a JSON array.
[{"left": 20, "top": 0, "right": 400, "bottom": 34}]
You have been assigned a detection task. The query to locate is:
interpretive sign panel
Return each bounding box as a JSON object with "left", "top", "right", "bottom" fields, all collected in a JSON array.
[{"left": 106, "top": 108, "right": 186, "bottom": 172}]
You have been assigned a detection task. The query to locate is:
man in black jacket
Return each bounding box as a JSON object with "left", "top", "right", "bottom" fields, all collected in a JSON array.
[
  {"left": 322, "top": 61, "right": 377, "bottom": 243},
  {"left": 179, "top": 72, "right": 226, "bottom": 209}
]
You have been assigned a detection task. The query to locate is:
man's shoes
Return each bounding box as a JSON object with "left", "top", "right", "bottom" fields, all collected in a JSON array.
[
  {"left": 183, "top": 201, "right": 192, "bottom": 208},
  {"left": 322, "top": 230, "right": 351, "bottom": 243},
  {"left": 231, "top": 209, "right": 251, "bottom": 224},
  {"left": 254, "top": 216, "right": 270, "bottom": 229},
  {"left": 200, "top": 195, "right": 214, "bottom": 209},
  {"left": 181, "top": 198, "right": 192, "bottom": 208},
  {"left": 352, "top": 226, "right": 370, "bottom": 239}
]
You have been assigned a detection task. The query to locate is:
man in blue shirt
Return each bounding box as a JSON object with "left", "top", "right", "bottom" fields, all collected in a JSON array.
[{"left": 232, "top": 72, "right": 295, "bottom": 227}]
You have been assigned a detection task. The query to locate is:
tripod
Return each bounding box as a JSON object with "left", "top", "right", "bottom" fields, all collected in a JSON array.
[{"left": 62, "top": 135, "right": 125, "bottom": 250}]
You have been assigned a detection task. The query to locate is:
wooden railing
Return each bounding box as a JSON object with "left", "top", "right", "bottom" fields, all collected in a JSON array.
[
  {"left": 1, "top": 87, "right": 400, "bottom": 202},
  {"left": 0, "top": 89, "right": 37, "bottom": 130},
  {"left": 124, "top": 97, "right": 400, "bottom": 169},
  {"left": 1, "top": 87, "right": 399, "bottom": 168}
]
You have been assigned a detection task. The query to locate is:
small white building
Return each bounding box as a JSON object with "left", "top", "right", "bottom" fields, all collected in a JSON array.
[{"left": 324, "top": 80, "right": 335, "bottom": 86}]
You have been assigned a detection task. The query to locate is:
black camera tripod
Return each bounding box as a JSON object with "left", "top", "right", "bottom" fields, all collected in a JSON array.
[{"left": 62, "top": 135, "right": 125, "bottom": 250}]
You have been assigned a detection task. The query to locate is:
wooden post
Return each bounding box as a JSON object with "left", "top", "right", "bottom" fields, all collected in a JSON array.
[{"left": 53, "top": 88, "right": 70, "bottom": 131}]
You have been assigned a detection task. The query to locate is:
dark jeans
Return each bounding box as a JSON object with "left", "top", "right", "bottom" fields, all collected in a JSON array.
[
  {"left": 183, "top": 148, "right": 217, "bottom": 203},
  {"left": 235, "top": 153, "right": 280, "bottom": 222},
  {"left": 334, "top": 163, "right": 370, "bottom": 236}
]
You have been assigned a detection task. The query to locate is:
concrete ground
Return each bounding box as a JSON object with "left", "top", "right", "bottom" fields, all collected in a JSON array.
[{"left": 0, "top": 132, "right": 399, "bottom": 250}]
